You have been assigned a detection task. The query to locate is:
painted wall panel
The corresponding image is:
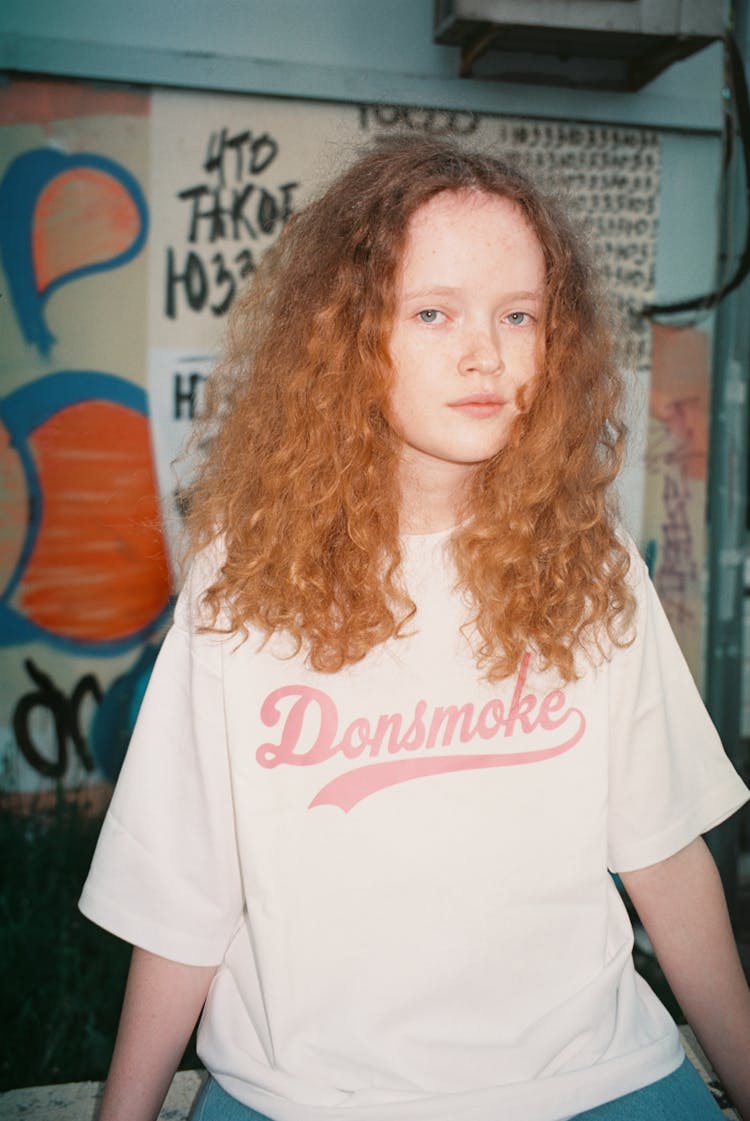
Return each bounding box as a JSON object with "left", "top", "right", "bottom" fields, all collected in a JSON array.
[
  {"left": 0, "top": 78, "right": 167, "bottom": 793},
  {"left": 0, "top": 73, "right": 717, "bottom": 798}
]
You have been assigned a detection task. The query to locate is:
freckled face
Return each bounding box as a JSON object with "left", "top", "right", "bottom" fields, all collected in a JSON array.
[{"left": 388, "top": 189, "right": 546, "bottom": 492}]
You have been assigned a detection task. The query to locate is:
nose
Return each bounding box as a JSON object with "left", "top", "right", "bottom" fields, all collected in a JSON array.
[{"left": 457, "top": 326, "right": 503, "bottom": 377}]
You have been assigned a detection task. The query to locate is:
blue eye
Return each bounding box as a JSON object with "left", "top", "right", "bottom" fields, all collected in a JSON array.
[
  {"left": 506, "top": 312, "right": 530, "bottom": 325},
  {"left": 417, "top": 309, "right": 440, "bottom": 323}
]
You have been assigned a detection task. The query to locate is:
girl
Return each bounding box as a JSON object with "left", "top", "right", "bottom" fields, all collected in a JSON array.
[{"left": 80, "top": 135, "right": 750, "bottom": 1121}]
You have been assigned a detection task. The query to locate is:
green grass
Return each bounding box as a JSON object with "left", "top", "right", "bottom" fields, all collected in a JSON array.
[{"left": 0, "top": 788, "right": 198, "bottom": 1091}]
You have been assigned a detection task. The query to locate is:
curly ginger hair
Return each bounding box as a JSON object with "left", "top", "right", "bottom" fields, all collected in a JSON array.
[{"left": 184, "top": 134, "right": 634, "bottom": 682}]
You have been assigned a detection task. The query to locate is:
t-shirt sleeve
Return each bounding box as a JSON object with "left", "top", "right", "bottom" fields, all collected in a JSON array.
[
  {"left": 606, "top": 551, "right": 749, "bottom": 873},
  {"left": 78, "top": 547, "right": 243, "bottom": 965}
]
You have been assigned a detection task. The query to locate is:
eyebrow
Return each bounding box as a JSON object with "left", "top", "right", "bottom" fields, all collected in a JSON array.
[{"left": 402, "top": 286, "right": 543, "bottom": 301}]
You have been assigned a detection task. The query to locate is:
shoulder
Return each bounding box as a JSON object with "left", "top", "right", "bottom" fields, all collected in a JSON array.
[
  {"left": 606, "top": 526, "right": 696, "bottom": 693},
  {"left": 173, "top": 536, "right": 228, "bottom": 636},
  {"left": 614, "top": 526, "right": 647, "bottom": 580},
  {"left": 613, "top": 526, "right": 651, "bottom": 613}
]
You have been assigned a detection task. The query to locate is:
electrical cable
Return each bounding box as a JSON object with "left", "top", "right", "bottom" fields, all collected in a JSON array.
[{"left": 641, "top": 30, "right": 750, "bottom": 318}]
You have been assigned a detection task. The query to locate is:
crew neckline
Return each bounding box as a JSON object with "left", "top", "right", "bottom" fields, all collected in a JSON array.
[
  {"left": 396, "top": 522, "right": 457, "bottom": 549},
  {"left": 400, "top": 524, "right": 456, "bottom": 542}
]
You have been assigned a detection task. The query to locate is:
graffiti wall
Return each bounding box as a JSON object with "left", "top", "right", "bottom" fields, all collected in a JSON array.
[
  {"left": 0, "top": 79, "right": 167, "bottom": 794},
  {"left": 1, "top": 73, "right": 693, "bottom": 796},
  {"left": 642, "top": 325, "right": 711, "bottom": 681}
]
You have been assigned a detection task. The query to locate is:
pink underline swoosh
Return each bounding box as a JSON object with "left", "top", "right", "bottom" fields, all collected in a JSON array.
[{"left": 309, "top": 730, "right": 584, "bottom": 813}]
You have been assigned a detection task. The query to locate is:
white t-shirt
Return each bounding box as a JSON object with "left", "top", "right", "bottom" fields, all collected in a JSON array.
[{"left": 80, "top": 532, "right": 748, "bottom": 1121}]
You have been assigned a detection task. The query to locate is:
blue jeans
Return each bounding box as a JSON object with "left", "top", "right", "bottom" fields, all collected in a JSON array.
[{"left": 190, "top": 1059, "right": 726, "bottom": 1120}]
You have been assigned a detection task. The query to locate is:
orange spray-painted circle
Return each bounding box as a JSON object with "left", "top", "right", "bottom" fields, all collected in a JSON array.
[{"left": 17, "top": 399, "right": 170, "bottom": 642}]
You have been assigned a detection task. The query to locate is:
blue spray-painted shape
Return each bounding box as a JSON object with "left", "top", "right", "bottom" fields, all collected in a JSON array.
[
  {"left": 0, "top": 148, "right": 148, "bottom": 357},
  {"left": 643, "top": 538, "right": 658, "bottom": 578},
  {"left": 90, "top": 641, "right": 163, "bottom": 782}
]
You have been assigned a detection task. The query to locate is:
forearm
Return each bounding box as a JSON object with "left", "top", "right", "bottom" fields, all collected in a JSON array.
[
  {"left": 98, "top": 946, "right": 217, "bottom": 1121},
  {"left": 622, "top": 837, "right": 750, "bottom": 1121}
]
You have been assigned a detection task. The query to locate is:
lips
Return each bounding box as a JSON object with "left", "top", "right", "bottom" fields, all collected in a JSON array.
[{"left": 448, "top": 393, "right": 507, "bottom": 418}]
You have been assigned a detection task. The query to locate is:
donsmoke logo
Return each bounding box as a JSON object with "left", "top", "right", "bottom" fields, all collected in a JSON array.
[{"left": 257, "top": 654, "right": 586, "bottom": 811}]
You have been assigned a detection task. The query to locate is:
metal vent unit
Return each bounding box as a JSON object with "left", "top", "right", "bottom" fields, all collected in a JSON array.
[{"left": 434, "top": 1, "right": 725, "bottom": 91}]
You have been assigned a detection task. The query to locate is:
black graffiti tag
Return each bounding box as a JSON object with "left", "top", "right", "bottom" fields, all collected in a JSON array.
[
  {"left": 12, "top": 659, "right": 102, "bottom": 779},
  {"left": 165, "top": 125, "right": 298, "bottom": 320},
  {"left": 358, "top": 104, "right": 479, "bottom": 135}
]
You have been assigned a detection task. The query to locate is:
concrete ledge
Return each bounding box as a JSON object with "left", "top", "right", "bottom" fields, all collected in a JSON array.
[
  {"left": 0, "top": 1033, "right": 740, "bottom": 1120},
  {"left": 0, "top": 1069, "right": 205, "bottom": 1120},
  {"left": 679, "top": 1026, "right": 741, "bottom": 1120}
]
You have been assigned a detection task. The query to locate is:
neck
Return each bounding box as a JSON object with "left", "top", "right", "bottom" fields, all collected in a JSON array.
[{"left": 397, "top": 457, "right": 473, "bottom": 534}]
